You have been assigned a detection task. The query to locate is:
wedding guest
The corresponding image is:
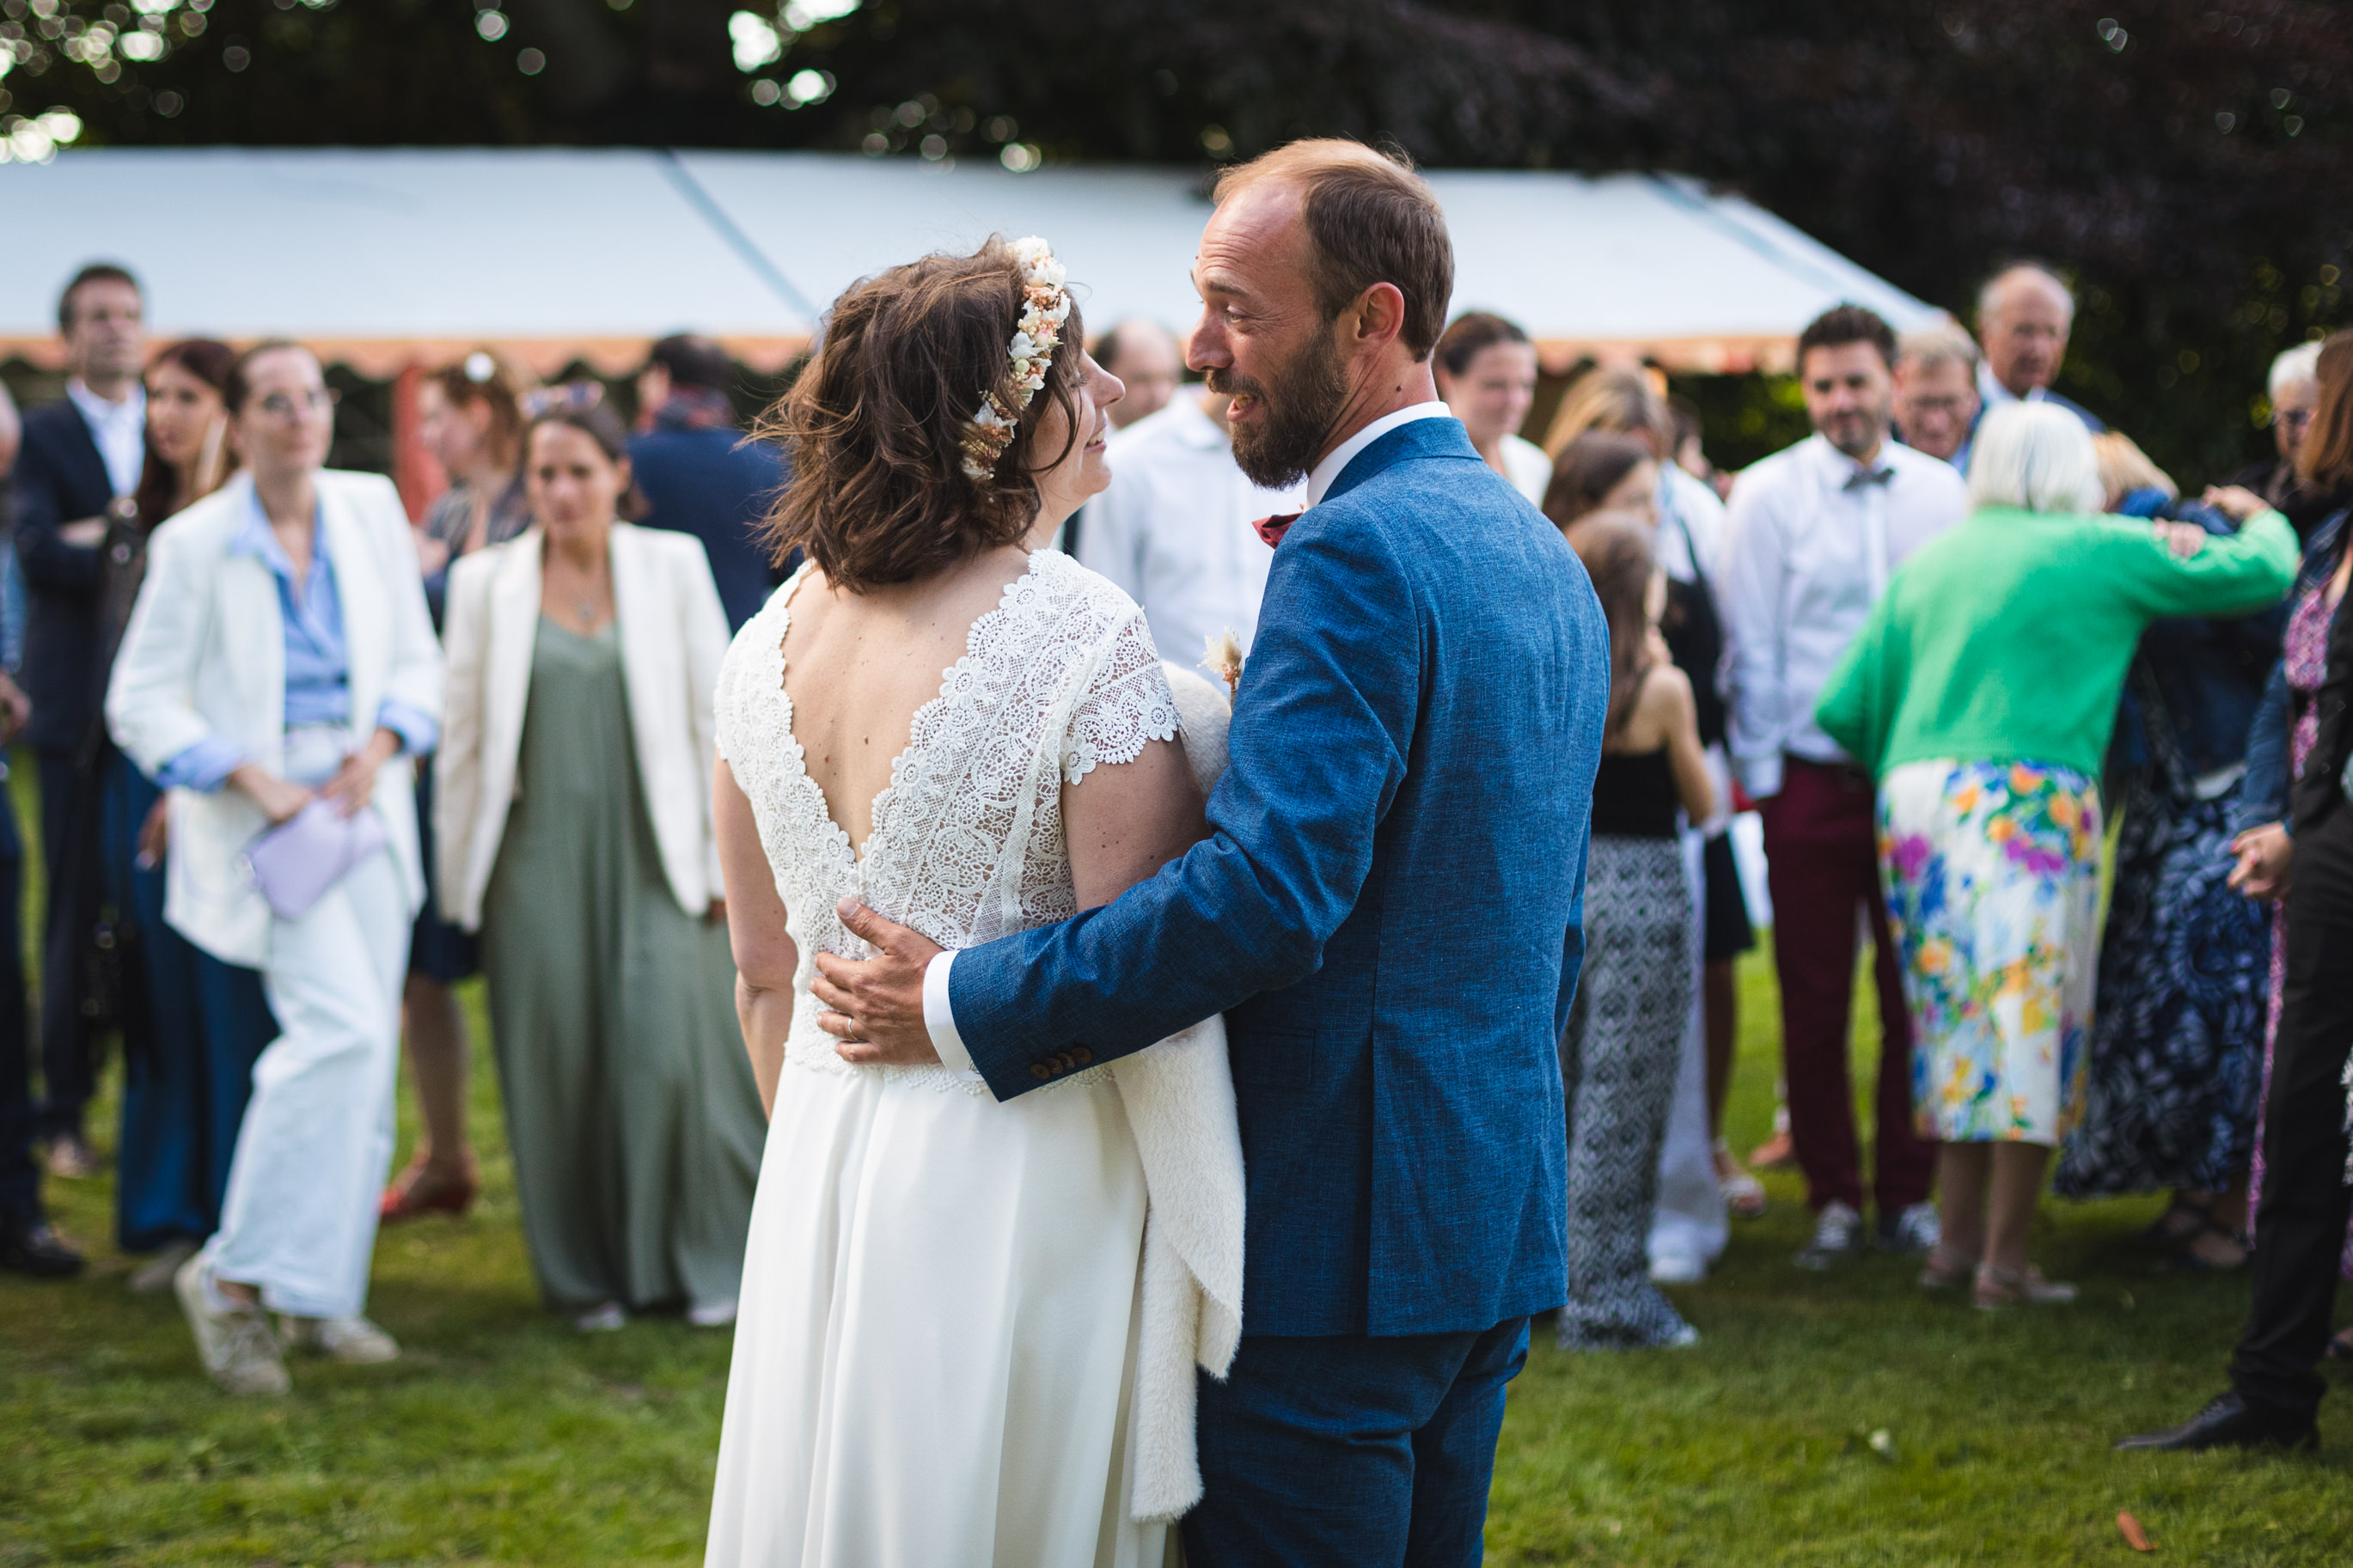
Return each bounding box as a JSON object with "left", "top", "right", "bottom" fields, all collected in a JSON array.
[
  {"left": 376, "top": 351, "right": 532, "bottom": 1228},
  {"left": 105, "top": 339, "right": 279, "bottom": 1293},
  {"left": 1077, "top": 385, "right": 1303, "bottom": 661},
  {"left": 1553, "top": 516, "right": 1714, "bottom": 1349},
  {"left": 2050, "top": 434, "right": 2283, "bottom": 1268},
  {"left": 1553, "top": 374, "right": 1762, "bottom": 1224},
  {"left": 1818, "top": 402, "right": 2295, "bottom": 1309},
  {"left": 0, "top": 651, "right": 72, "bottom": 1275},
  {"left": 11, "top": 262, "right": 149, "bottom": 1181},
  {"left": 438, "top": 398, "right": 762, "bottom": 1332},
  {"left": 1436, "top": 311, "right": 1549, "bottom": 503},
  {"left": 1550, "top": 429, "right": 1752, "bottom": 1257},
  {"left": 1892, "top": 324, "right": 1982, "bottom": 467},
  {"left": 2228, "top": 329, "right": 2353, "bottom": 1354},
  {"left": 2228, "top": 342, "right": 2342, "bottom": 543},
  {"left": 1972, "top": 264, "right": 2104, "bottom": 431},
  {"left": 2121, "top": 338, "right": 2353, "bottom": 1452},
  {"left": 631, "top": 334, "right": 788, "bottom": 631},
  {"left": 108, "top": 339, "right": 443, "bottom": 1394},
  {"left": 1719, "top": 303, "right": 1966, "bottom": 1269},
  {"left": 1092, "top": 317, "right": 1183, "bottom": 430},
  {"left": 1668, "top": 394, "right": 1727, "bottom": 500}
]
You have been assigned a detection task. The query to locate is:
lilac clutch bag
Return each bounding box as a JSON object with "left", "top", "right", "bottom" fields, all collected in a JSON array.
[{"left": 242, "top": 799, "right": 388, "bottom": 920}]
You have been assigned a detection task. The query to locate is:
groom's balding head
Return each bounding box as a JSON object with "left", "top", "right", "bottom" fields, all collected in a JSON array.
[{"left": 1211, "top": 140, "right": 1453, "bottom": 363}]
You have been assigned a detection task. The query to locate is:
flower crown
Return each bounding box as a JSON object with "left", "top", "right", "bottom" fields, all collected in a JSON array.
[{"left": 958, "top": 236, "right": 1073, "bottom": 484}]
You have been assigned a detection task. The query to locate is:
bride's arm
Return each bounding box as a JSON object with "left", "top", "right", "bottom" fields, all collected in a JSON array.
[
  {"left": 1067, "top": 735, "right": 1209, "bottom": 911},
  {"left": 717, "top": 759, "right": 798, "bottom": 1115}
]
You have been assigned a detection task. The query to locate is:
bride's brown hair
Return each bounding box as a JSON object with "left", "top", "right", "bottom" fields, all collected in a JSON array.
[{"left": 755, "top": 239, "right": 1086, "bottom": 591}]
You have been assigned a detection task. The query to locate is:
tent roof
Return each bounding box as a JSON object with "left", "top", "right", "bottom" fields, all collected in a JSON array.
[{"left": 0, "top": 147, "right": 1940, "bottom": 378}]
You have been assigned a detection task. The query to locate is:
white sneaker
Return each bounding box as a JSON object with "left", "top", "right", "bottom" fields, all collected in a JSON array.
[
  {"left": 174, "top": 1255, "right": 289, "bottom": 1396},
  {"left": 1649, "top": 1248, "right": 1708, "bottom": 1286},
  {"left": 1794, "top": 1200, "right": 1865, "bottom": 1271},
  {"left": 127, "top": 1238, "right": 201, "bottom": 1296},
  {"left": 1878, "top": 1202, "right": 1942, "bottom": 1255},
  {"left": 573, "top": 1302, "right": 627, "bottom": 1333},
  {"left": 279, "top": 1314, "right": 400, "bottom": 1364},
  {"left": 687, "top": 1297, "right": 738, "bottom": 1329}
]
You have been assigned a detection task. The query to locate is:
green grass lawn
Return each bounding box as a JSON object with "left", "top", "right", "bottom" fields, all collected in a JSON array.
[{"left": 4, "top": 794, "right": 2350, "bottom": 1560}]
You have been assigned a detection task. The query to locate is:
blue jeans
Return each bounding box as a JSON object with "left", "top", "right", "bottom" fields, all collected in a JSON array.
[
  {"left": 102, "top": 753, "right": 275, "bottom": 1252},
  {"left": 1182, "top": 1316, "right": 1531, "bottom": 1567}
]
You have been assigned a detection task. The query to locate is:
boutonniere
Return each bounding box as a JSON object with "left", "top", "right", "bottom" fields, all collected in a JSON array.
[{"left": 1201, "top": 629, "right": 1244, "bottom": 697}]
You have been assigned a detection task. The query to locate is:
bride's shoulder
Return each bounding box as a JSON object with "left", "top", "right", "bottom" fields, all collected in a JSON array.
[{"left": 1020, "top": 547, "right": 1146, "bottom": 631}]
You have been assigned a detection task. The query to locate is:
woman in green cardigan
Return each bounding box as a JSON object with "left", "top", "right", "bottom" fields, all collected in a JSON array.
[{"left": 1816, "top": 402, "right": 2297, "bottom": 1309}]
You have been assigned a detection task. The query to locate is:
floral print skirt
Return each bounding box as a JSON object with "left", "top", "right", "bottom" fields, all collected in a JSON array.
[{"left": 1877, "top": 760, "right": 2104, "bottom": 1146}]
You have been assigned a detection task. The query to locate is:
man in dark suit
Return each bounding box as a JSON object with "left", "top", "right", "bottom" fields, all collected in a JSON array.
[
  {"left": 1, "top": 375, "right": 80, "bottom": 1276},
  {"left": 628, "top": 333, "right": 789, "bottom": 632},
  {"left": 9, "top": 261, "right": 148, "bottom": 1179},
  {"left": 811, "top": 140, "right": 1610, "bottom": 1565},
  {"left": 1969, "top": 263, "right": 2106, "bottom": 443}
]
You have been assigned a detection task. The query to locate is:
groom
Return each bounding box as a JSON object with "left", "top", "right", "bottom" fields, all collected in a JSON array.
[{"left": 816, "top": 139, "right": 1610, "bottom": 1565}]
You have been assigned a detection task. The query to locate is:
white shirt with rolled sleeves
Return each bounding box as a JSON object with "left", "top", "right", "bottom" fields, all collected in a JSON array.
[
  {"left": 1716, "top": 432, "right": 1967, "bottom": 801},
  {"left": 1077, "top": 393, "right": 1304, "bottom": 664},
  {"left": 926, "top": 401, "right": 1454, "bottom": 1060}
]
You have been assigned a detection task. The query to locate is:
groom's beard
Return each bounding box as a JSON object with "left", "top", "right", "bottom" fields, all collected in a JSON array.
[{"left": 1212, "top": 332, "right": 1350, "bottom": 490}]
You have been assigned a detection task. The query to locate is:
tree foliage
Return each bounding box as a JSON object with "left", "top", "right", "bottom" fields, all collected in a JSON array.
[{"left": 4, "top": 0, "right": 2345, "bottom": 480}]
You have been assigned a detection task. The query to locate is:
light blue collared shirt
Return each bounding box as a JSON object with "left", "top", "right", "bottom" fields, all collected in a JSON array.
[{"left": 156, "top": 486, "right": 439, "bottom": 791}]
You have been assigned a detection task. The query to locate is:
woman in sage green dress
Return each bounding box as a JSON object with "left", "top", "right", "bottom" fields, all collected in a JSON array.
[{"left": 437, "top": 396, "right": 762, "bottom": 1330}]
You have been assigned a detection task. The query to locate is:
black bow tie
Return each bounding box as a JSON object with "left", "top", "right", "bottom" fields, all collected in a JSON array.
[{"left": 1844, "top": 467, "right": 1896, "bottom": 491}]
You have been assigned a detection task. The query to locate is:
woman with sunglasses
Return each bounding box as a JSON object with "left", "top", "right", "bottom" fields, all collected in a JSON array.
[{"left": 107, "top": 340, "right": 443, "bottom": 1395}]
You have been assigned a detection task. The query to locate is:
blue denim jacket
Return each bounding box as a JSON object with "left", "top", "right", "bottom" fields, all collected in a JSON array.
[{"left": 2234, "top": 508, "right": 2349, "bottom": 835}]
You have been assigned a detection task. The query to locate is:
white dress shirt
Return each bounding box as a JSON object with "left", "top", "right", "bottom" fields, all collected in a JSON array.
[
  {"left": 1078, "top": 394, "right": 1302, "bottom": 661},
  {"left": 1499, "top": 433, "right": 1551, "bottom": 505},
  {"left": 1716, "top": 432, "right": 1967, "bottom": 799},
  {"left": 68, "top": 378, "right": 147, "bottom": 498},
  {"left": 924, "top": 399, "right": 1456, "bottom": 1064}
]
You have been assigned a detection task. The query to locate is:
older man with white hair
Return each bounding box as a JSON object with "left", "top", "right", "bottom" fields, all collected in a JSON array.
[
  {"left": 1974, "top": 264, "right": 2105, "bottom": 433},
  {"left": 2228, "top": 339, "right": 2335, "bottom": 540}
]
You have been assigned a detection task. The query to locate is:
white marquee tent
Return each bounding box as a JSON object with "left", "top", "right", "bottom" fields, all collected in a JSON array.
[{"left": 0, "top": 146, "right": 1940, "bottom": 378}]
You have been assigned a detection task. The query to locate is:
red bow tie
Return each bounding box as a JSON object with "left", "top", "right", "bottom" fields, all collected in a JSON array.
[{"left": 1252, "top": 512, "right": 1303, "bottom": 548}]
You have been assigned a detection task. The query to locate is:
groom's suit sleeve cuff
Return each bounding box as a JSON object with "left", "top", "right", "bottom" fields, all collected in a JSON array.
[{"left": 923, "top": 950, "right": 975, "bottom": 1072}]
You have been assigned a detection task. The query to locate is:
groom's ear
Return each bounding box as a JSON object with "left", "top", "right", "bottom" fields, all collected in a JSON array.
[{"left": 1346, "top": 281, "right": 1409, "bottom": 355}]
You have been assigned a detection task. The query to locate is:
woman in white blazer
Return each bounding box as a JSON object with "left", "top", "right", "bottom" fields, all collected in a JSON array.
[
  {"left": 106, "top": 341, "right": 443, "bottom": 1394},
  {"left": 438, "top": 395, "right": 763, "bottom": 1331}
]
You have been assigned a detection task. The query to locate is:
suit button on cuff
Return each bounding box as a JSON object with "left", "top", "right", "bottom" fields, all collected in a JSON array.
[
  {"left": 1029, "top": 1064, "right": 1052, "bottom": 1081},
  {"left": 1071, "top": 1046, "right": 1092, "bottom": 1065}
]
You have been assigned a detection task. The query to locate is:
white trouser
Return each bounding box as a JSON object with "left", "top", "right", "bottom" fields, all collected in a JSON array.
[
  {"left": 204, "top": 726, "right": 413, "bottom": 1319},
  {"left": 1649, "top": 822, "right": 1729, "bottom": 1271}
]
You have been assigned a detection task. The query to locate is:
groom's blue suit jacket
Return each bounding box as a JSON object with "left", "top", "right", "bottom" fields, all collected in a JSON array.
[{"left": 953, "top": 416, "right": 1610, "bottom": 1337}]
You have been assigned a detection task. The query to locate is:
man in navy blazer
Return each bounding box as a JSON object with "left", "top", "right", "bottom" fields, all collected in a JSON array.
[
  {"left": 9, "top": 262, "right": 149, "bottom": 1171},
  {"left": 814, "top": 141, "right": 1609, "bottom": 1565},
  {"left": 628, "top": 333, "right": 790, "bottom": 632}
]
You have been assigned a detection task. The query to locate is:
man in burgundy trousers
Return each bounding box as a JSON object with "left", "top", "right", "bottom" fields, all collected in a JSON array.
[{"left": 1718, "top": 305, "right": 1968, "bottom": 1267}]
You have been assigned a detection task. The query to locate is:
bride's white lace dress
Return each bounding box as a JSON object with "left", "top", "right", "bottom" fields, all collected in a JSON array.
[{"left": 704, "top": 550, "right": 1211, "bottom": 1568}]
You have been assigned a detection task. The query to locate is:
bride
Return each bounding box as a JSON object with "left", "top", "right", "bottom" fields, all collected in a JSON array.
[{"left": 704, "top": 238, "right": 1244, "bottom": 1567}]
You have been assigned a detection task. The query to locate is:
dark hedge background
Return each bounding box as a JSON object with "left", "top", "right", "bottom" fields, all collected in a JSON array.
[{"left": 6, "top": 0, "right": 2346, "bottom": 480}]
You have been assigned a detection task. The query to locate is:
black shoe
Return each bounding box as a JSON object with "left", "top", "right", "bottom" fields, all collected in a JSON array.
[
  {"left": 2113, "top": 1391, "right": 2318, "bottom": 1453},
  {"left": 0, "top": 1217, "right": 85, "bottom": 1278}
]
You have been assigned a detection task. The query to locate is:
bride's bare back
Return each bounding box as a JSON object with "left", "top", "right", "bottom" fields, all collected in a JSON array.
[{"left": 782, "top": 542, "right": 1036, "bottom": 858}]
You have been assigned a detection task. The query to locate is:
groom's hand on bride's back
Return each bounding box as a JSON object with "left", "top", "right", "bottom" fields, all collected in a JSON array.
[{"left": 814, "top": 899, "right": 944, "bottom": 1065}]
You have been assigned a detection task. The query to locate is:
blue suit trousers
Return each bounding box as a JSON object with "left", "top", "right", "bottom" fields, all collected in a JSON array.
[{"left": 1182, "top": 1316, "right": 1531, "bottom": 1566}]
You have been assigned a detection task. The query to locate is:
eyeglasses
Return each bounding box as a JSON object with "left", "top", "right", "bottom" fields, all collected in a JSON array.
[
  {"left": 522, "top": 381, "right": 605, "bottom": 418},
  {"left": 2277, "top": 407, "right": 2314, "bottom": 430},
  {"left": 256, "top": 387, "right": 337, "bottom": 420}
]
